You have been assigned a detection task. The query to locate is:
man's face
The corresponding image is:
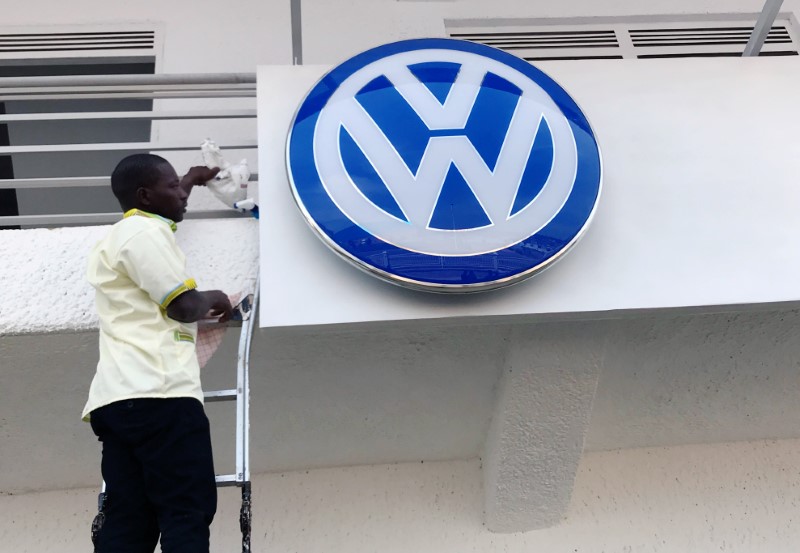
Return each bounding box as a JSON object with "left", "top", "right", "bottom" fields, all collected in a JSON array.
[{"left": 142, "top": 163, "right": 188, "bottom": 222}]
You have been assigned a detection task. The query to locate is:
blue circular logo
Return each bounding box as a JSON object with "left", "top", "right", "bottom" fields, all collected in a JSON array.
[{"left": 287, "top": 38, "right": 601, "bottom": 292}]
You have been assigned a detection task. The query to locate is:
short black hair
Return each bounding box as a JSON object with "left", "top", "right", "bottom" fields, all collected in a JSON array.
[{"left": 110, "top": 153, "right": 171, "bottom": 210}]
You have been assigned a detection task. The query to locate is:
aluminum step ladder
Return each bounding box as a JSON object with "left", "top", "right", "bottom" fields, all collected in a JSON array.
[
  {"left": 205, "top": 285, "right": 258, "bottom": 552},
  {"left": 91, "top": 285, "right": 259, "bottom": 553}
]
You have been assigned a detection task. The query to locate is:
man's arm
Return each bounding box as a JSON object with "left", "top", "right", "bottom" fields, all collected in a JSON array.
[
  {"left": 180, "top": 166, "right": 220, "bottom": 195},
  {"left": 167, "top": 289, "right": 233, "bottom": 323}
]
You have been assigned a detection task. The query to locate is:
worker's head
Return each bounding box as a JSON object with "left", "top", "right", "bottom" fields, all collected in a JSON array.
[{"left": 111, "top": 154, "right": 188, "bottom": 223}]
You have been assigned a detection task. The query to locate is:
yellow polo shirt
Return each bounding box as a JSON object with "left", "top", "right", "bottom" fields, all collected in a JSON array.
[{"left": 82, "top": 209, "right": 202, "bottom": 421}]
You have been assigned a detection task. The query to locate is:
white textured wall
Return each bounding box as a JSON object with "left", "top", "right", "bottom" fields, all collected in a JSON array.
[
  {"left": 0, "top": 219, "right": 258, "bottom": 335},
  {"left": 483, "top": 325, "right": 603, "bottom": 531},
  {"left": 4, "top": 439, "right": 800, "bottom": 552},
  {"left": 6, "top": 306, "right": 800, "bottom": 493}
]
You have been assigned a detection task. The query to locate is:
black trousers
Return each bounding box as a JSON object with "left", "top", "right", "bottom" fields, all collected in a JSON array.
[{"left": 90, "top": 397, "right": 217, "bottom": 553}]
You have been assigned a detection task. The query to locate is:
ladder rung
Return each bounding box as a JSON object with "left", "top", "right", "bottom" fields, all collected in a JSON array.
[
  {"left": 204, "top": 389, "right": 237, "bottom": 402},
  {"left": 215, "top": 473, "right": 244, "bottom": 487}
]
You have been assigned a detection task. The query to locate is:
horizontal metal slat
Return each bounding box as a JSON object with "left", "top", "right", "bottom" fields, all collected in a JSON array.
[
  {"left": 524, "top": 55, "right": 625, "bottom": 61},
  {"left": 0, "top": 140, "right": 256, "bottom": 155},
  {"left": 633, "top": 42, "right": 792, "bottom": 51},
  {"left": 0, "top": 83, "right": 255, "bottom": 95},
  {"left": 457, "top": 34, "right": 617, "bottom": 41},
  {"left": 215, "top": 474, "right": 243, "bottom": 487},
  {"left": 490, "top": 42, "right": 619, "bottom": 50},
  {"left": 0, "top": 210, "right": 249, "bottom": 227},
  {"left": 0, "top": 35, "right": 153, "bottom": 44},
  {"left": 0, "top": 176, "right": 109, "bottom": 189},
  {"left": 629, "top": 25, "right": 761, "bottom": 33},
  {"left": 631, "top": 37, "right": 791, "bottom": 44},
  {"left": 0, "top": 31, "right": 155, "bottom": 38},
  {"left": 0, "top": 40, "right": 154, "bottom": 48},
  {"left": 0, "top": 90, "right": 256, "bottom": 101},
  {"left": 629, "top": 29, "right": 788, "bottom": 36},
  {"left": 478, "top": 38, "right": 619, "bottom": 46},
  {"left": 633, "top": 38, "right": 791, "bottom": 47},
  {"left": 451, "top": 30, "right": 616, "bottom": 37},
  {"left": 0, "top": 173, "right": 260, "bottom": 189},
  {"left": 0, "top": 52, "right": 156, "bottom": 65},
  {"left": 0, "top": 109, "right": 256, "bottom": 123},
  {"left": 480, "top": 44, "right": 620, "bottom": 50},
  {"left": 0, "top": 46, "right": 155, "bottom": 54},
  {"left": 630, "top": 32, "right": 789, "bottom": 41},
  {"left": 204, "top": 389, "right": 238, "bottom": 402},
  {"left": 0, "top": 73, "right": 256, "bottom": 87},
  {"left": 637, "top": 50, "right": 798, "bottom": 58},
  {"left": 509, "top": 47, "right": 623, "bottom": 59},
  {"left": 477, "top": 34, "right": 618, "bottom": 40}
]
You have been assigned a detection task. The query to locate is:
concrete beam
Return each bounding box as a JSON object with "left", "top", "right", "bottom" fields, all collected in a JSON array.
[{"left": 483, "top": 323, "right": 602, "bottom": 532}]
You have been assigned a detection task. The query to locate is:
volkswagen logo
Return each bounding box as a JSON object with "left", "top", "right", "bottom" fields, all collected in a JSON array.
[{"left": 287, "top": 38, "right": 601, "bottom": 292}]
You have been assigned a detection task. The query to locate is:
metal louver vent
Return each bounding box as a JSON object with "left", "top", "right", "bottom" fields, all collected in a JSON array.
[
  {"left": 630, "top": 25, "right": 795, "bottom": 58},
  {"left": 0, "top": 30, "right": 155, "bottom": 56},
  {"left": 449, "top": 29, "right": 622, "bottom": 60},
  {"left": 448, "top": 18, "right": 799, "bottom": 60}
]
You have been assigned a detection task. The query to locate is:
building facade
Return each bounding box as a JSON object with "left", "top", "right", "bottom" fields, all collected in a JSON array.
[{"left": 3, "top": 1, "right": 800, "bottom": 551}]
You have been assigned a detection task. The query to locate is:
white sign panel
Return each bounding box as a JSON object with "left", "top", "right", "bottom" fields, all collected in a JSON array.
[{"left": 259, "top": 56, "right": 800, "bottom": 328}]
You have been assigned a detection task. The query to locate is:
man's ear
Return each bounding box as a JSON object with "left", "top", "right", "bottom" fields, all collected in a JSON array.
[{"left": 135, "top": 186, "right": 151, "bottom": 207}]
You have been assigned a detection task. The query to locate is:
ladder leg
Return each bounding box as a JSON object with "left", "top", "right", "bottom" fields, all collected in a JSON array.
[
  {"left": 240, "top": 481, "right": 252, "bottom": 553},
  {"left": 91, "top": 485, "right": 107, "bottom": 550},
  {"left": 237, "top": 277, "right": 257, "bottom": 553},
  {"left": 236, "top": 280, "right": 257, "bottom": 485}
]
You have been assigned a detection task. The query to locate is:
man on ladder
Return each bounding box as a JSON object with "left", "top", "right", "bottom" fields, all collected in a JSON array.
[{"left": 83, "top": 153, "right": 233, "bottom": 553}]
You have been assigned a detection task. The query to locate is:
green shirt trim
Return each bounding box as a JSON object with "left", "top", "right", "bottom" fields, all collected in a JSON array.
[{"left": 123, "top": 208, "right": 178, "bottom": 232}]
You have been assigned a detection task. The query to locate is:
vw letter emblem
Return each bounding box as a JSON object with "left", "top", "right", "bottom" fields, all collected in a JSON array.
[{"left": 287, "top": 38, "right": 601, "bottom": 292}]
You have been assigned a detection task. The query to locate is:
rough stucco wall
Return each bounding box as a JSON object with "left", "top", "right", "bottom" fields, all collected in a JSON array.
[
  {"left": 484, "top": 324, "right": 603, "bottom": 531},
  {"left": 6, "top": 306, "right": 800, "bottom": 495},
  {"left": 0, "top": 323, "right": 509, "bottom": 494},
  {"left": 4, "top": 439, "right": 800, "bottom": 552},
  {"left": 587, "top": 309, "right": 800, "bottom": 451},
  {"left": 0, "top": 219, "right": 258, "bottom": 335}
]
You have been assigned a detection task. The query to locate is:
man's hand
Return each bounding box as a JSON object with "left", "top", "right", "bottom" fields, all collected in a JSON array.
[
  {"left": 167, "top": 289, "right": 233, "bottom": 323},
  {"left": 180, "top": 166, "right": 220, "bottom": 193},
  {"left": 203, "top": 290, "right": 234, "bottom": 323}
]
